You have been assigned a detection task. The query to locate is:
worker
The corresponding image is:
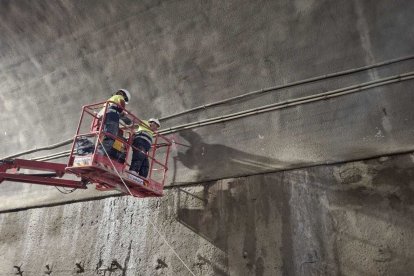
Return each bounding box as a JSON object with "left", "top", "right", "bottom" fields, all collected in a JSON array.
[
  {"left": 98, "top": 89, "right": 131, "bottom": 157},
  {"left": 128, "top": 118, "right": 160, "bottom": 178}
]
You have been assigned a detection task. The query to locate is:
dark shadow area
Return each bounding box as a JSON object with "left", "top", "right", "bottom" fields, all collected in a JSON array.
[
  {"left": 172, "top": 129, "right": 289, "bottom": 184},
  {"left": 175, "top": 174, "right": 293, "bottom": 276},
  {"left": 173, "top": 152, "right": 414, "bottom": 275},
  {"left": 175, "top": 185, "right": 226, "bottom": 252}
]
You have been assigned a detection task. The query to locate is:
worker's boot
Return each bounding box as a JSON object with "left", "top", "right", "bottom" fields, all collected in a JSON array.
[
  {"left": 127, "top": 160, "right": 140, "bottom": 176},
  {"left": 126, "top": 170, "right": 139, "bottom": 177}
]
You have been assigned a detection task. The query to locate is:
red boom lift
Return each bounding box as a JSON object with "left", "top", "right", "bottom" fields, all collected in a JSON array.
[{"left": 0, "top": 101, "right": 172, "bottom": 198}]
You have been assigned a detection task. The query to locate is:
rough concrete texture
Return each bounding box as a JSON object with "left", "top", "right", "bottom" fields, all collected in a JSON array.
[
  {"left": 1, "top": 153, "right": 414, "bottom": 275},
  {"left": 1, "top": 0, "right": 414, "bottom": 205},
  {"left": 0, "top": 0, "right": 414, "bottom": 275}
]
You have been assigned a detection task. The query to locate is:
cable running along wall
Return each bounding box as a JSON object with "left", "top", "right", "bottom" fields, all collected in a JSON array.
[{"left": 2, "top": 55, "right": 414, "bottom": 161}]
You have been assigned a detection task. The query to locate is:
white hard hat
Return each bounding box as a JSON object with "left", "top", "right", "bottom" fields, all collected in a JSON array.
[
  {"left": 116, "top": 89, "right": 131, "bottom": 104},
  {"left": 148, "top": 118, "right": 161, "bottom": 128}
]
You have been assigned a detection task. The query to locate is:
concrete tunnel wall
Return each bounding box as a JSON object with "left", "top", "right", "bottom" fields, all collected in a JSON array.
[{"left": 0, "top": 0, "right": 413, "bottom": 275}]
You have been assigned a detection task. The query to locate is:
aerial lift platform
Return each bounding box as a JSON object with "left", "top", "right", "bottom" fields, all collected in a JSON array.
[{"left": 0, "top": 101, "right": 172, "bottom": 198}]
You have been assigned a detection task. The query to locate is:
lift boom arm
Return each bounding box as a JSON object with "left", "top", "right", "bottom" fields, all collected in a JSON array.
[{"left": 0, "top": 159, "right": 86, "bottom": 189}]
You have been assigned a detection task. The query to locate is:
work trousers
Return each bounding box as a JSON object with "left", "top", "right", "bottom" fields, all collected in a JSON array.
[
  {"left": 99, "top": 111, "right": 120, "bottom": 157},
  {"left": 130, "top": 137, "right": 151, "bottom": 178}
]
